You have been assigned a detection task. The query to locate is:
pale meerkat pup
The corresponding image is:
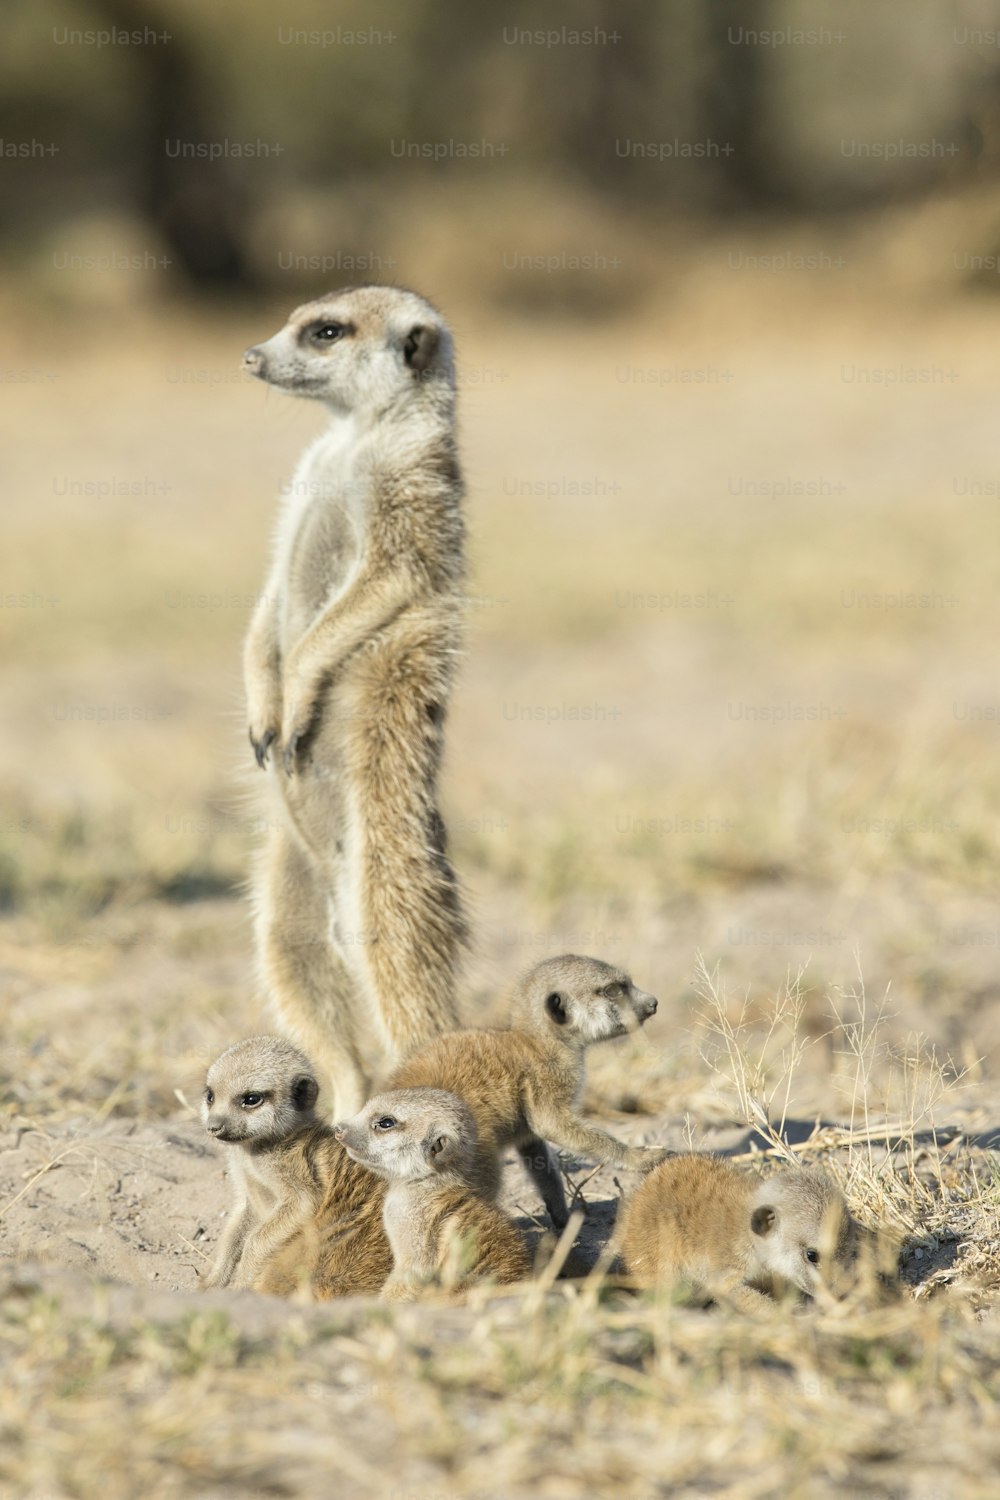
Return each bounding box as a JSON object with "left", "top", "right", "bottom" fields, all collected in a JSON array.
[
  {"left": 241, "top": 285, "right": 467, "bottom": 1119},
  {"left": 200, "top": 1035, "right": 371, "bottom": 1291},
  {"left": 617, "top": 1155, "right": 871, "bottom": 1309},
  {"left": 387, "top": 954, "right": 672, "bottom": 1231},
  {"left": 337, "top": 1088, "right": 531, "bottom": 1300}
]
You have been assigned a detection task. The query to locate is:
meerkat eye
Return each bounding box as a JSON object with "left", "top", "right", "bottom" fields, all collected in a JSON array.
[
  {"left": 805, "top": 1248, "right": 820, "bottom": 1265},
  {"left": 600, "top": 982, "right": 623, "bottom": 1000},
  {"left": 204, "top": 1088, "right": 214, "bottom": 1106},
  {"left": 373, "top": 1116, "right": 397, "bottom": 1131},
  {"left": 240, "top": 1093, "right": 265, "bottom": 1109},
  {"left": 310, "top": 322, "right": 345, "bottom": 344}
]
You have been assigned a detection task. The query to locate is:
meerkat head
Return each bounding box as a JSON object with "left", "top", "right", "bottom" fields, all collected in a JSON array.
[
  {"left": 242, "top": 285, "right": 454, "bottom": 415},
  {"left": 335, "top": 1088, "right": 477, "bottom": 1183},
  {"left": 748, "top": 1168, "right": 865, "bottom": 1298},
  {"left": 202, "top": 1036, "right": 320, "bottom": 1147},
  {"left": 511, "top": 954, "right": 658, "bottom": 1048}
]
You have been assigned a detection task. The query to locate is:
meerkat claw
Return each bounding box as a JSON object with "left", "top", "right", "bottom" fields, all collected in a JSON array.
[
  {"left": 251, "top": 728, "right": 276, "bottom": 768},
  {"left": 639, "top": 1147, "right": 676, "bottom": 1171},
  {"left": 282, "top": 736, "right": 300, "bottom": 775}
]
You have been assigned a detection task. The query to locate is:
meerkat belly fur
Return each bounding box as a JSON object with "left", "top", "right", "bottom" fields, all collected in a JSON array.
[
  {"left": 201, "top": 1035, "right": 391, "bottom": 1294},
  {"left": 337, "top": 1088, "right": 530, "bottom": 1299},
  {"left": 254, "top": 1143, "right": 392, "bottom": 1299},
  {"left": 617, "top": 1155, "right": 872, "bottom": 1308},
  {"left": 242, "top": 286, "right": 468, "bottom": 1119},
  {"left": 388, "top": 954, "right": 672, "bottom": 1230}
]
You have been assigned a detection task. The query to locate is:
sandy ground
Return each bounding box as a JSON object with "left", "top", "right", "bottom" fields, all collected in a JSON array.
[{"left": 4, "top": 264, "right": 1000, "bottom": 1496}]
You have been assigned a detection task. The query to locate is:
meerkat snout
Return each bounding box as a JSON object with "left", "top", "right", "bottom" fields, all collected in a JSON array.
[{"left": 243, "top": 346, "right": 265, "bottom": 377}]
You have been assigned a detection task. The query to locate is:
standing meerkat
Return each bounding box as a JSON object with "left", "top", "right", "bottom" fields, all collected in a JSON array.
[
  {"left": 242, "top": 286, "right": 467, "bottom": 1118},
  {"left": 337, "top": 1088, "right": 531, "bottom": 1299},
  {"left": 388, "top": 954, "right": 671, "bottom": 1230},
  {"left": 617, "top": 1155, "right": 870, "bottom": 1308}
]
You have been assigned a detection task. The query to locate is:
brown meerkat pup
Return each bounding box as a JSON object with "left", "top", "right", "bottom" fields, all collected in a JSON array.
[
  {"left": 241, "top": 285, "right": 467, "bottom": 1119},
  {"left": 617, "top": 1155, "right": 871, "bottom": 1308},
  {"left": 254, "top": 1141, "right": 393, "bottom": 1300},
  {"left": 388, "top": 954, "right": 672, "bottom": 1231},
  {"left": 201, "top": 1035, "right": 390, "bottom": 1295},
  {"left": 336, "top": 1088, "right": 531, "bottom": 1300}
]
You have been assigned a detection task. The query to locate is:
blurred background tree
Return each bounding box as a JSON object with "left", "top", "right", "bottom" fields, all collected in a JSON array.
[{"left": 1, "top": 0, "right": 999, "bottom": 303}]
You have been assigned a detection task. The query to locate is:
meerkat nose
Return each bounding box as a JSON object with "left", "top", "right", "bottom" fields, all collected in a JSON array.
[
  {"left": 206, "top": 1119, "right": 224, "bottom": 1134},
  {"left": 333, "top": 1125, "right": 346, "bottom": 1142},
  {"left": 243, "top": 346, "right": 265, "bottom": 375}
]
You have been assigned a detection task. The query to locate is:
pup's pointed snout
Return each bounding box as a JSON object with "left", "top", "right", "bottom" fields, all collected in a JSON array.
[
  {"left": 334, "top": 1125, "right": 346, "bottom": 1142},
  {"left": 635, "top": 989, "right": 658, "bottom": 1018},
  {"left": 206, "top": 1118, "right": 224, "bottom": 1135},
  {"left": 243, "top": 346, "right": 265, "bottom": 376}
]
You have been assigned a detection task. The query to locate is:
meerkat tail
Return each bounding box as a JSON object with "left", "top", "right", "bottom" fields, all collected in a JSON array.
[{"left": 343, "top": 626, "right": 468, "bottom": 1052}]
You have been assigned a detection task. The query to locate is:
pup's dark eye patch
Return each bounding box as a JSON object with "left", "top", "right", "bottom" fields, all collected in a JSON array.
[{"left": 302, "top": 320, "right": 354, "bottom": 346}]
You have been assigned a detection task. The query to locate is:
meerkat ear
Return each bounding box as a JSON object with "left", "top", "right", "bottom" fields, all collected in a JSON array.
[
  {"left": 751, "top": 1205, "right": 777, "bottom": 1238},
  {"left": 403, "top": 324, "right": 439, "bottom": 374},
  {"left": 545, "top": 992, "right": 569, "bottom": 1025},
  {"left": 424, "top": 1129, "right": 458, "bottom": 1169},
  {"left": 291, "top": 1075, "right": 319, "bottom": 1112}
]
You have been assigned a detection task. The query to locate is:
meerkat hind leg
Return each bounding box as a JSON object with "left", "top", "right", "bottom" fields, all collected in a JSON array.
[
  {"left": 258, "top": 827, "right": 371, "bottom": 1118},
  {"left": 516, "top": 1137, "right": 570, "bottom": 1230}
]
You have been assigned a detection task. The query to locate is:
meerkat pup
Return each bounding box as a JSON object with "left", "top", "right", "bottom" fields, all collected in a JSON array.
[
  {"left": 336, "top": 1088, "right": 531, "bottom": 1299},
  {"left": 201, "top": 1035, "right": 360, "bottom": 1290},
  {"left": 388, "top": 954, "right": 671, "bottom": 1231},
  {"left": 242, "top": 285, "right": 468, "bottom": 1118},
  {"left": 617, "top": 1155, "right": 870, "bottom": 1308}
]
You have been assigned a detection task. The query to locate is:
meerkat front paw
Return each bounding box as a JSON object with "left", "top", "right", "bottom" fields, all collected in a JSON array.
[
  {"left": 281, "top": 725, "right": 309, "bottom": 776},
  {"left": 248, "top": 724, "right": 278, "bottom": 769},
  {"left": 381, "top": 1280, "right": 420, "bottom": 1303},
  {"left": 636, "top": 1146, "right": 675, "bottom": 1172},
  {"left": 280, "top": 686, "right": 318, "bottom": 774},
  {"left": 247, "top": 681, "right": 282, "bottom": 769}
]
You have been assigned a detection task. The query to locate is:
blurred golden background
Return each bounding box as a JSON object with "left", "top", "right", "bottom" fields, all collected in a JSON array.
[{"left": 6, "top": 10, "right": 1000, "bottom": 1499}]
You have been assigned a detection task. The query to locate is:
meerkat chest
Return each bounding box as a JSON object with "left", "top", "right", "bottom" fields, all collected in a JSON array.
[
  {"left": 383, "top": 1184, "right": 438, "bottom": 1273},
  {"left": 277, "top": 423, "right": 371, "bottom": 633},
  {"left": 242, "top": 1159, "right": 283, "bottom": 1215}
]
